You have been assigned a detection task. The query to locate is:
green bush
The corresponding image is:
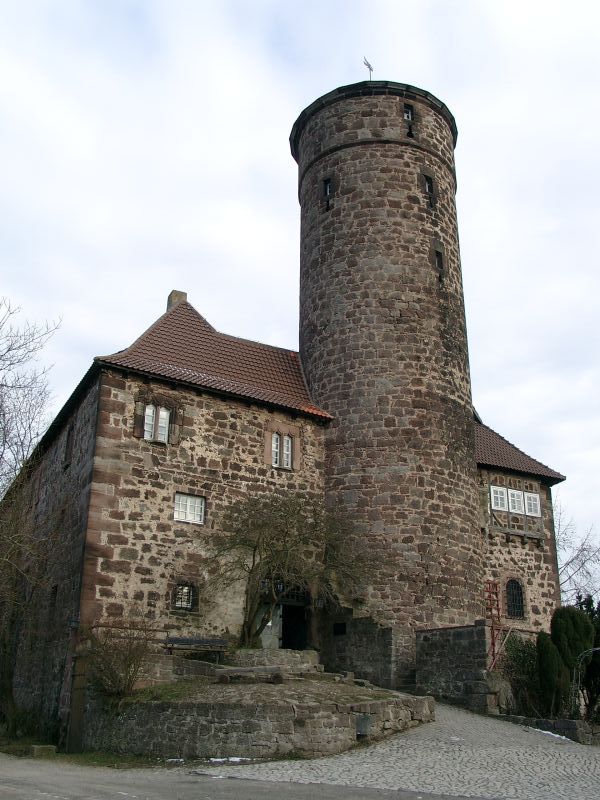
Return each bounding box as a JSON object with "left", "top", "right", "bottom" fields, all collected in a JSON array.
[
  {"left": 575, "top": 594, "right": 600, "bottom": 720},
  {"left": 537, "top": 631, "right": 570, "bottom": 717},
  {"left": 551, "top": 606, "right": 594, "bottom": 673},
  {"left": 500, "top": 635, "right": 540, "bottom": 716}
]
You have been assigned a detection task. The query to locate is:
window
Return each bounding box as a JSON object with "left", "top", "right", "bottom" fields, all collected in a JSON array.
[
  {"left": 403, "top": 103, "right": 414, "bottom": 121},
  {"left": 172, "top": 583, "right": 196, "bottom": 611},
  {"left": 435, "top": 251, "right": 444, "bottom": 284},
  {"left": 508, "top": 489, "right": 525, "bottom": 514},
  {"left": 272, "top": 432, "right": 293, "bottom": 468},
  {"left": 424, "top": 175, "right": 434, "bottom": 196},
  {"left": 490, "top": 485, "right": 508, "bottom": 511},
  {"left": 525, "top": 492, "right": 541, "bottom": 517},
  {"left": 63, "top": 423, "right": 74, "bottom": 468},
  {"left": 323, "top": 177, "right": 332, "bottom": 198},
  {"left": 144, "top": 404, "right": 170, "bottom": 443},
  {"left": 506, "top": 579, "right": 525, "bottom": 619},
  {"left": 174, "top": 493, "right": 205, "bottom": 524}
]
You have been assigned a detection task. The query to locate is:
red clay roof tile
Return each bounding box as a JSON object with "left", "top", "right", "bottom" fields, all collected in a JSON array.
[
  {"left": 96, "top": 301, "right": 331, "bottom": 420},
  {"left": 474, "top": 421, "right": 565, "bottom": 484}
]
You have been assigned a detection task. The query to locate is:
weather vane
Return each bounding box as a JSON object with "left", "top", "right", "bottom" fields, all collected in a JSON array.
[{"left": 363, "top": 57, "right": 373, "bottom": 80}]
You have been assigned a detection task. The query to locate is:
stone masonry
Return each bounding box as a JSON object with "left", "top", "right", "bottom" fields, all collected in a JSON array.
[
  {"left": 292, "top": 82, "right": 485, "bottom": 682},
  {"left": 80, "top": 368, "right": 326, "bottom": 635}
]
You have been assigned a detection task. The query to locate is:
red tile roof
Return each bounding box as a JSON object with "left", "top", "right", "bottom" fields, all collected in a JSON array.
[
  {"left": 96, "top": 301, "right": 331, "bottom": 420},
  {"left": 474, "top": 421, "right": 565, "bottom": 485}
]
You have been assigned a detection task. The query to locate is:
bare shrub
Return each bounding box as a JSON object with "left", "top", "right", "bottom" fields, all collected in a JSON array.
[{"left": 84, "top": 619, "right": 156, "bottom": 698}]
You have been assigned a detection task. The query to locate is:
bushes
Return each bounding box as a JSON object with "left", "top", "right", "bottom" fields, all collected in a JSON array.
[
  {"left": 551, "top": 606, "right": 594, "bottom": 672},
  {"left": 536, "top": 632, "right": 570, "bottom": 717},
  {"left": 501, "top": 635, "right": 539, "bottom": 716},
  {"left": 501, "top": 604, "right": 596, "bottom": 719},
  {"left": 83, "top": 620, "right": 155, "bottom": 698}
]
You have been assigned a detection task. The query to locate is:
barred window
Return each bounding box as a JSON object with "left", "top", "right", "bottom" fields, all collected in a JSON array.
[
  {"left": 506, "top": 579, "right": 525, "bottom": 619},
  {"left": 173, "top": 583, "right": 196, "bottom": 611}
]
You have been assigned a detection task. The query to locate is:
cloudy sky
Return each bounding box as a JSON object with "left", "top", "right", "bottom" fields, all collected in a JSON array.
[{"left": 1, "top": 0, "right": 598, "bottom": 539}]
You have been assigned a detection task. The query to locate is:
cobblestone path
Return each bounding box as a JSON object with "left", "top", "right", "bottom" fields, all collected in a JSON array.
[{"left": 198, "top": 703, "right": 600, "bottom": 799}]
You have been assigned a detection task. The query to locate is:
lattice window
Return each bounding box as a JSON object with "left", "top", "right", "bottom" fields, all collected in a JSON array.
[{"left": 506, "top": 579, "right": 525, "bottom": 619}]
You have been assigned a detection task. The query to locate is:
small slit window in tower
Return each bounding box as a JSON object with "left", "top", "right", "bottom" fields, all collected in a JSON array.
[
  {"left": 425, "top": 175, "right": 434, "bottom": 200},
  {"left": 323, "top": 177, "right": 332, "bottom": 210},
  {"left": 506, "top": 579, "right": 525, "bottom": 619},
  {"left": 435, "top": 251, "right": 445, "bottom": 284},
  {"left": 403, "top": 103, "right": 414, "bottom": 121}
]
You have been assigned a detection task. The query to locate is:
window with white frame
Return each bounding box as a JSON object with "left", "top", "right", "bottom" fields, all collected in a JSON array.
[
  {"left": 272, "top": 433, "right": 293, "bottom": 469},
  {"left": 490, "top": 485, "right": 508, "bottom": 511},
  {"left": 524, "top": 492, "right": 541, "bottom": 517},
  {"left": 174, "top": 493, "right": 205, "bottom": 524},
  {"left": 144, "top": 404, "right": 170, "bottom": 443},
  {"left": 508, "top": 489, "right": 525, "bottom": 514}
]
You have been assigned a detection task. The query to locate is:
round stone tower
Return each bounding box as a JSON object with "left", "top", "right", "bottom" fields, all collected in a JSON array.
[{"left": 290, "top": 81, "right": 485, "bottom": 685}]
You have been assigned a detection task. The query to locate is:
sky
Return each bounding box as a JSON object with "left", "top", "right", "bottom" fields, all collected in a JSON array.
[{"left": 1, "top": 0, "right": 599, "bottom": 540}]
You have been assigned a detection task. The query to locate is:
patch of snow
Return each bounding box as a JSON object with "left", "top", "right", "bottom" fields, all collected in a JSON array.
[{"left": 527, "top": 727, "right": 571, "bottom": 742}]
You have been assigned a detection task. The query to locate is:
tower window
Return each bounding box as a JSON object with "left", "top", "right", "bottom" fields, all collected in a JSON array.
[
  {"left": 322, "top": 177, "right": 333, "bottom": 211},
  {"left": 435, "top": 251, "right": 445, "bottom": 284},
  {"left": 506, "top": 579, "right": 525, "bottom": 619},
  {"left": 403, "top": 103, "right": 414, "bottom": 121}
]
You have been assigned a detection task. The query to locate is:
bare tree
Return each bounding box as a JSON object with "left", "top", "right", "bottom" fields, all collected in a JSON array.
[
  {"left": 207, "top": 493, "right": 374, "bottom": 648},
  {"left": 555, "top": 501, "right": 600, "bottom": 604},
  {"left": 0, "top": 298, "right": 58, "bottom": 736},
  {"left": 0, "top": 297, "right": 58, "bottom": 494}
]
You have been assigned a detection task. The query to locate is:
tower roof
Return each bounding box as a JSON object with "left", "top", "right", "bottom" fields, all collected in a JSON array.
[
  {"left": 290, "top": 80, "right": 458, "bottom": 161},
  {"left": 96, "top": 300, "right": 331, "bottom": 420}
]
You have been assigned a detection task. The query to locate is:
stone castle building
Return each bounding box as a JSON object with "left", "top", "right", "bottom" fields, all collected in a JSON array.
[{"left": 10, "top": 81, "right": 564, "bottom": 733}]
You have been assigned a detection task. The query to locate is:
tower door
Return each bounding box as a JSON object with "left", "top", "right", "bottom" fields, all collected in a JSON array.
[{"left": 281, "top": 603, "right": 308, "bottom": 650}]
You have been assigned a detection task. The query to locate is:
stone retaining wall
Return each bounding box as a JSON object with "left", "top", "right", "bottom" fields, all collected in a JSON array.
[
  {"left": 83, "top": 693, "right": 434, "bottom": 758},
  {"left": 415, "top": 621, "right": 494, "bottom": 713},
  {"left": 500, "top": 714, "right": 600, "bottom": 746},
  {"left": 225, "top": 649, "right": 320, "bottom": 669}
]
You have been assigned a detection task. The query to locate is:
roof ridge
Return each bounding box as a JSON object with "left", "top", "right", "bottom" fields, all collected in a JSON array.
[{"left": 96, "top": 302, "right": 214, "bottom": 361}]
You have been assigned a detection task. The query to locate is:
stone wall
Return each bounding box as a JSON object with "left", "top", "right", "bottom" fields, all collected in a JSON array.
[
  {"left": 415, "top": 621, "right": 493, "bottom": 712},
  {"left": 10, "top": 375, "right": 101, "bottom": 736},
  {"left": 226, "top": 648, "right": 320, "bottom": 669},
  {"left": 293, "top": 82, "right": 485, "bottom": 683},
  {"left": 80, "top": 368, "right": 326, "bottom": 640},
  {"left": 83, "top": 692, "right": 434, "bottom": 758},
  {"left": 501, "top": 714, "right": 600, "bottom": 746},
  {"left": 320, "top": 615, "right": 398, "bottom": 688},
  {"left": 479, "top": 468, "right": 561, "bottom": 634}
]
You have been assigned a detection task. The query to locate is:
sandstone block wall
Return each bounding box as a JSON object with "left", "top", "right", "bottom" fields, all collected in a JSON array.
[
  {"left": 80, "top": 368, "right": 326, "bottom": 639},
  {"left": 11, "top": 376, "right": 101, "bottom": 735},
  {"left": 83, "top": 692, "right": 434, "bottom": 758},
  {"left": 479, "top": 468, "right": 561, "bottom": 633},
  {"left": 292, "top": 82, "right": 485, "bottom": 682},
  {"left": 415, "top": 621, "right": 491, "bottom": 712}
]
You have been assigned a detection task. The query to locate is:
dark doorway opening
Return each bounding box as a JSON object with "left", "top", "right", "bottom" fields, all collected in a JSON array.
[{"left": 281, "top": 604, "right": 308, "bottom": 649}]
